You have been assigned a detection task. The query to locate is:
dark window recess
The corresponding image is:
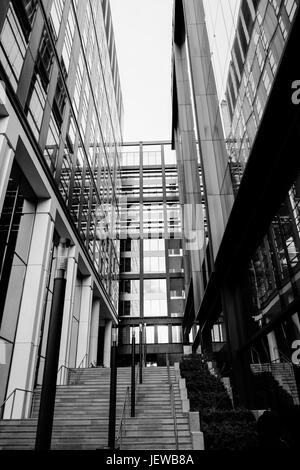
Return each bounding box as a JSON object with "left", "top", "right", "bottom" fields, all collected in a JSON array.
[
  {"left": 53, "top": 73, "right": 67, "bottom": 128},
  {"left": 12, "top": 0, "right": 38, "bottom": 40},
  {"left": 233, "top": 37, "right": 243, "bottom": 78},
  {"left": 228, "top": 73, "right": 236, "bottom": 109},
  {"left": 238, "top": 21, "right": 248, "bottom": 57},
  {"left": 0, "top": 162, "right": 36, "bottom": 326},
  {"left": 202, "top": 259, "right": 207, "bottom": 291},
  {"left": 36, "top": 28, "right": 54, "bottom": 91},
  {"left": 242, "top": 0, "right": 254, "bottom": 36},
  {"left": 226, "top": 89, "right": 233, "bottom": 121},
  {"left": 252, "top": 0, "right": 260, "bottom": 13},
  {"left": 206, "top": 242, "right": 212, "bottom": 277}
]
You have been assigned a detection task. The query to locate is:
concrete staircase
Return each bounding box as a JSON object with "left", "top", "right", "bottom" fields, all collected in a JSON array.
[
  {"left": 0, "top": 365, "right": 201, "bottom": 450},
  {"left": 251, "top": 362, "right": 300, "bottom": 405},
  {"left": 120, "top": 366, "right": 193, "bottom": 450},
  {"left": 0, "top": 367, "right": 131, "bottom": 450}
]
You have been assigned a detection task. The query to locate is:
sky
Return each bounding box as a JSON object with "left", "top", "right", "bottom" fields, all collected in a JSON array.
[{"left": 110, "top": 0, "right": 240, "bottom": 143}]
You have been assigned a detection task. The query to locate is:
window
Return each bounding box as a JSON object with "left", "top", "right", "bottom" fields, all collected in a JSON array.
[
  {"left": 73, "top": 51, "right": 84, "bottom": 116},
  {"left": 211, "top": 324, "right": 224, "bottom": 343},
  {"left": 172, "top": 326, "right": 183, "bottom": 343},
  {"left": 285, "top": 0, "right": 297, "bottom": 21},
  {"left": 271, "top": 0, "right": 280, "bottom": 15},
  {"left": 50, "top": 0, "right": 64, "bottom": 39},
  {"left": 12, "top": 0, "right": 38, "bottom": 40},
  {"left": 37, "top": 28, "right": 54, "bottom": 91},
  {"left": 143, "top": 238, "right": 165, "bottom": 252},
  {"left": 119, "top": 280, "right": 140, "bottom": 317},
  {"left": 143, "top": 151, "right": 161, "bottom": 166},
  {"left": 62, "top": 6, "right": 75, "bottom": 73},
  {"left": 67, "top": 115, "right": 77, "bottom": 150},
  {"left": 262, "top": 69, "right": 271, "bottom": 95},
  {"left": 26, "top": 72, "right": 47, "bottom": 140},
  {"left": 145, "top": 326, "right": 155, "bottom": 344},
  {"left": 22, "top": 0, "right": 38, "bottom": 24},
  {"left": 144, "top": 279, "right": 167, "bottom": 317},
  {"left": 53, "top": 73, "right": 66, "bottom": 127},
  {"left": 268, "top": 49, "right": 277, "bottom": 75},
  {"left": 279, "top": 16, "right": 288, "bottom": 39},
  {"left": 130, "top": 327, "right": 140, "bottom": 344},
  {"left": 157, "top": 326, "right": 169, "bottom": 343},
  {"left": 256, "top": 97, "right": 263, "bottom": 121},
  {"left": 80, "top": 81, "right": 90, "bottom": 137},
  {"left": 0, "top": 6, "right": 27, "bottom": 91},
  {"left": 59, "top": 149, "right": 72, "bottom": 202},
  {"left": 143, "top": 256, "right": 166, "bottom": 273},
  {"left": 82, "top": 3, "right": 92, "bottom": 49},
  {"left": 170, "top": 278, "right": 185, "bottom": 299},
  {"left": 44, "top": 113, "right": 60, "bottom": 174}
]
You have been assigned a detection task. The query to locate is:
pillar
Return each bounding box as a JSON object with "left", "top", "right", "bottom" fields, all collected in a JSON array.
[
  {"left": 4, "top": 199, "right": 55, "bottom": 418},
  {"left": 57, "top": 245, "right": 78, "bottom": 384},
  {"left": 89, "top": 299, "right": 100, "bottom": 365},
  {"left": 76, "top": 276, "right": 93, "bottom": 368},
  {"left": 103, "top": 320, "right": 112, "bottom": 368}
]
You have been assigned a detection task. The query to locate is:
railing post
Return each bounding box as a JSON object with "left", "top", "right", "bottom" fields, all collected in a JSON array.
[
  {"left": 10, "top": 391, "right": 16, "bottom": 420},
  {"left": 143, "top": 323, "right": 147, "bottom": 367},
  {"left": 131, "top": 332, "right": 136, "bottom": 417},
  {"left": 108, "top": 325, "right": 118, "bottom": 450},
  {"left": 139, "top": 324, "right": 143, "bottom": 384}
]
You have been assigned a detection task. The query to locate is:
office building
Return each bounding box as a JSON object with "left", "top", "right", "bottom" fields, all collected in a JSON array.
[
  {"left": 172, "top": 0, "right": 300, "bottom": 406},
  {"left": 117, "top": 141, "right": 186, "bottom": 366},
  {"left": 0, "top": 0, "right": 123, "bottom": 418}
]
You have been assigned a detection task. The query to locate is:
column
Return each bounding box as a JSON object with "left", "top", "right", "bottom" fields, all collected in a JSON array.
[
  {"left": 76, "top": 276, "right": 93, "bottom": 367},
  {"left": 103, "top": 320, "right": 112, "bottom": 368},
  {"left": 0, "top": 133, "right": 14, "bottom": 214},
  {"left": 89, "top": 299, "right": 101, "bottom": 365},
  {"left": 57, "top": 245, "right": 78, "bottom": 384},
  {"left": 5, "top": 199, "right": 55, "bottom": 418}
]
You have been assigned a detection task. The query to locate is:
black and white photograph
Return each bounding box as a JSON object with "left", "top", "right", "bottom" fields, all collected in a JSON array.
[{"left": 0, "top": 0, "right": 299, "bottom": 459}]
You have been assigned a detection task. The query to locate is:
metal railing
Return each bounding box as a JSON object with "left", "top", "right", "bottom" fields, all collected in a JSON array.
[
  {"left": 116, "top": 361, "right": 140, "bottom": 449},
  {"left": 115, "top": 386, "right": 130, "bottom": 450},
  {"left": 77, "top": 353, "right": 89, "bottom": 369},
  {"left": 272, "top": 347, "right": 293, "bottom": 364},
  {"left": 57, "top": 364, "right": 71, "bottom": 384},
  {"left": 166, "top": 353, "right": 179, "bottom": 450},
  {"left": 250, "top": 347, "right": 262, "bottom": 366},
  {"left": 0, "top": 388, "right": 36, "bottom": 420},
  {"left": 135, "top": 362, "right": 139, "bottom": 404}
]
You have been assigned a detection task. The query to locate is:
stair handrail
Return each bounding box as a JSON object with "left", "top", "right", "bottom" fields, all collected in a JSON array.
[
  {"left": 135, "top": 362, "right": 139, "bottom": 404},
  {"left": 77, "top": 353, "right": 89, "bottom": 369},
  {"left": 0, "top": 388, "right": 35, "bottom": 420},
  {"left": 115, "top": 385, "right": 130, "bottom": 450},
  {"left": 272, "top": 347, "right": 293, "bottom": 365},
  {"left": 166, "top": 353, "right": 179, "bottom": 450},
  {"left": 57, "top": 364, "right": 71, "bottom": 384},
  {"left": 250, "top": 347, "right": 262, "bottom": 366}
]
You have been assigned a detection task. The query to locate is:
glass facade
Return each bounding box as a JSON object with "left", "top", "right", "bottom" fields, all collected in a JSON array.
[
  {"left": 118, "top": 142, "right": 184, "bottom": 364},
  {"left": 223, "top": 0, "right": 300, "bottom": 365},
  {"left": 0, "top": 0, "right": 123, "bottom": 411},
  {"left": 226, "top": 0, "right": 299, "bottom": 187},
  {"left": 0, "top": 0, "right": 123, "bottom": 312}
]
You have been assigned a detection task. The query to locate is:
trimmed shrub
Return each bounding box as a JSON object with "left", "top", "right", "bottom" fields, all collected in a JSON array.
[{"left": 180, "top": 354, "right": 260, "bottom": 450}]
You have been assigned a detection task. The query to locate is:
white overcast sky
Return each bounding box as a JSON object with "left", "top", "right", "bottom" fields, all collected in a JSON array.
[{"left": 110, "top": 0, "right": 240, "bottom": 142}]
